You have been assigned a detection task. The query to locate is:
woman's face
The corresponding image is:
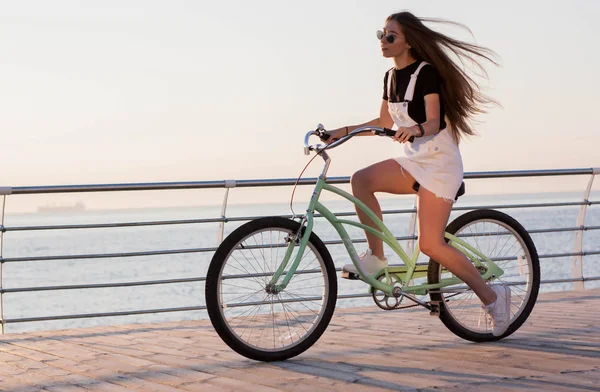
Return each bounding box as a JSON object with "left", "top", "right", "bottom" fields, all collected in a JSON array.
[{"left": 380, "top": 20, "right": 410, "bottom": 58}]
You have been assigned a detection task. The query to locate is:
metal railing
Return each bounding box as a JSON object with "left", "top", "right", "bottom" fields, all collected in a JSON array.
[{"left": 0, "top": 167, "right": 598, "bottom": 333}]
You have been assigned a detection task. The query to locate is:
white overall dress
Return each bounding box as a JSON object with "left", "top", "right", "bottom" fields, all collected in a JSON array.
[{"left": 387, "top": 61, "right": 464, "bottom": 202}]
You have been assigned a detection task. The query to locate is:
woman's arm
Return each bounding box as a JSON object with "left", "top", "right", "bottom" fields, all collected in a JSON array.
[
  {"left": 346, "top": 99, "right": 395, "bottom": 135},
  {"left": 420, "top": 93, "right": 441, "bottom": 136},
  {"left": 394, "top": 93, "right": 441, "bottom": 142},
  {"left": 326, "top": 100, "right": 394, "bottom": 142}
]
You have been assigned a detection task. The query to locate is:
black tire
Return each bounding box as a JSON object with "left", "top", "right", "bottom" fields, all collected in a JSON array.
[
  {"left": 428, "top": 209, "right": 540, "bottom": 342},
  {"left": 205, "top": 217, "right": 337, "bottom": 361}
]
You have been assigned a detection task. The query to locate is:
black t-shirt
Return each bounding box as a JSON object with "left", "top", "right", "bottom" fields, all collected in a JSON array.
[{"left": 382, "top": 61, "right": 446, "bottom": 130}]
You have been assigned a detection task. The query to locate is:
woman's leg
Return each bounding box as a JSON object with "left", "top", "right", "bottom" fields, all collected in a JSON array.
[
  {"left": 351, "top": 159, "right": 417, "bottom": 259},
  {"left": 416, "top": 186, "right": 497, "bottom": 305}
]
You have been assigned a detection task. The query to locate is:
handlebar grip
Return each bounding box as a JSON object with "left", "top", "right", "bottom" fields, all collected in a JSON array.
[
  {"left": 382, "top": 128, "right": 396, "bottom": 137},
  {"left": 382, "top": 128, "right": 414, "bottom": 143}
]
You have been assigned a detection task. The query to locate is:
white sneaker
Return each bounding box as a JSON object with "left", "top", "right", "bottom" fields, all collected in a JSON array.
[
  {"left": 342, "top": 249, "right": 388, "bottom": 277},
  {"left": 482, "top": 284, "right": 512, "bottom": 336}
]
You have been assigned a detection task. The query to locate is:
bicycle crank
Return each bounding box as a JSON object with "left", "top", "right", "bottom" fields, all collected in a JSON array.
[{"left": 370, "top": 273, "right": 419, "bottom": 311}]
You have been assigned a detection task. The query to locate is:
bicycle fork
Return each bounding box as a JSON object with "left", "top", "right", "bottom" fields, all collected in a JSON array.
[{"left": 267, "top": 215, "right": 312, "bottom": 293}]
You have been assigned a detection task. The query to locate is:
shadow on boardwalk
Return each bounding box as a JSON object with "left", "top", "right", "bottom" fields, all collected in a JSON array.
[{"left": 0, "top": 289, "right": 598, "bottom": 391}]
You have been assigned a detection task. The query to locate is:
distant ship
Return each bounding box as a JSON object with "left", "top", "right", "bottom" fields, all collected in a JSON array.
[{"left": 37, "top": 201, "right": 86, "bottom": 213}]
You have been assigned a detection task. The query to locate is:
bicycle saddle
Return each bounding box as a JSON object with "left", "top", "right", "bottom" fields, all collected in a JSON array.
[{"left": 412, "top": 181, "right": 465, "bottom": 201}]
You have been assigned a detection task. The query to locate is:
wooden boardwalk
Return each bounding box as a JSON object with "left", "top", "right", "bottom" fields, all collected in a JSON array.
[{"left": 0, "top": 289, "right": 599, "bottom": 392}]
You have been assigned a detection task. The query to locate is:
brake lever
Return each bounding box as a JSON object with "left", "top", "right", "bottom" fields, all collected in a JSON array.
[
  {"left": 318, "top": 133, "right": 330, "bottom": 142},
  {"left": 316, "top": 124, "right": 330, "bottom": 142}
]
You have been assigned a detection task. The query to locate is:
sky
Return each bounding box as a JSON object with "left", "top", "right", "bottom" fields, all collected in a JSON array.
[{"left": 2, "top": 0, "right": 600, "bottom": 211}]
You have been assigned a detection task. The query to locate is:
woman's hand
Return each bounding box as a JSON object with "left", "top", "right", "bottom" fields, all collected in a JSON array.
[
  {"left": 323, "top": 127, "right": 348, "bottom": 145},
  {"left": 394, "top": 126, "right": 420, "bottom": 143}
]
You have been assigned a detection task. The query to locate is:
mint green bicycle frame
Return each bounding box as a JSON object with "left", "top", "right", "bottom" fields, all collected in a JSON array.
[{"left": 269, "top": 176, "right": 504, "bottom": 298}]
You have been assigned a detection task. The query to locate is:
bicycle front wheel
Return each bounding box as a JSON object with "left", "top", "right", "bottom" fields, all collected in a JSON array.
[
  {"left": 427, "top": 209, "right": 540, "bottom": 342},
  {"left": 205, "top": 217, "right": 337, "bottom": 361}
]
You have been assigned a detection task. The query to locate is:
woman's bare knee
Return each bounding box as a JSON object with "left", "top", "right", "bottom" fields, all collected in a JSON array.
[
  {"left": 352, "top": 160, "right": 416, "bottom": 196},
  {"left": 418, "top": 236, "right": 446, "bottom": 258},
  {"left": 351, "top": 168, "right": 373, "bottom": 193}
]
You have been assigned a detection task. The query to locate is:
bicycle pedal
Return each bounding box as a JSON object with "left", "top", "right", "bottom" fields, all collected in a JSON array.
[
  {"left": 341, "top": 270, "right": 360, "bottom": 280},
  {"left": 429, "top": 301, "right": 441, "bottom": 317}
]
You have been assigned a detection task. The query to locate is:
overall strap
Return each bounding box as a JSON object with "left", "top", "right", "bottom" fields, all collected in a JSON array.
[{"left": 403, "top": 61, "right": 430, "bottom": 102}]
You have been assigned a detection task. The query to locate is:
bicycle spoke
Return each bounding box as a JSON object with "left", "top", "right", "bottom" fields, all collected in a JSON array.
[
  {"left": 232, "top": 293, "right": 268, "bottom": 331},
  {"left": 279, "top": 297, "right": 312, "bottom": 333},
  {"left": 248, "top": 235, "right": 269, "bottom": 282},
  {"left": 228, "top": 254, "right": 267, "bottom": 287},
  {"left": 283, "top": 290, "right": 323, "bottom": 315},
  {"left": 434, "top": 214, "right": 537, "bottom": 335},
  {"left": 212, "top": 222, "right": 333, "bottom": 356},
  {"left": 238, "top": 241, "right": 270, "bottom": 283},
  {"left": 221, "top": 280, "right": 263, "bottom": 292},
  {"left": 281, "top": 302, "right": 315, "bottom": 332},
  {"left": 221, "top": 287, "right": 265, "bottom": 306}
]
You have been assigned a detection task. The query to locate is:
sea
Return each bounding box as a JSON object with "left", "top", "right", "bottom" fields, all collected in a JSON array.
[{"left": 1, "top": 191, "right": 599, "bottom": 334}]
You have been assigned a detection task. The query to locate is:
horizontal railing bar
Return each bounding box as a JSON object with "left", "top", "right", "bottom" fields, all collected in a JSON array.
[
  {"left": 540, "top": 277, "right": 594, "bottom": 285},
  {"left": 6, "top": 168, "right": 597, "bottom": 195},
  {"left": 5, "top": 217, "right": 229, "bottom": 232},
  {"left": 220, "top": 268, "right": 321, "bottom": 281},
  {"left": 239, "top": 200, "right": 595, "bottom": 218},
  {"left": 0, "top": 277, "right": 208, "bottom": 293},
  {"left": 334, "top": 293, "right": 372, "bottom": 300},
  {"left": 4, "top": 227, "right": 600, "bottom": 263},
  {"left": 1, "top": 296, "right": 370, "bottom": 324},
  {"left": 8, "top": 179, "right": 333, "bottom": 195},
  {"left": 2, "top": 215, "right": 287, "bottom": 232},
  {"left": 540, "top": 250, "right": 600, "bottom": 258},
  {"left": 465, "top": 168, "right": 597, "bottom": 179},
  {"left": 2, "top": 255, "right": 599, "bottom": 294},
  {"left": 529, "top": 227, "right": 585, "bottom": 234},
  {"left": 1, "top": 306, "right": 208, "bottom": 324},
  {"left": 584, "top": 277, "right": 600, "bottom": 282},
  {"left": 451, "top": 201, "right": 594, "bottom": 211},
  {"left": 5, "top": 276, "right": 600, "bottom": 324},
  {"left": 236, "top": 201, "right": 595, "bottom": 220},
  {"left": 4, "top": 201, "right": 597, "bottom": 233},
  {"left": 0, "top": 265, "right": 427, "bottom": 293},
  {"left": 1, "top": 247, "right": 216, "bottom": 262},
  {"left": 382, "top": 225, "right": 600, "bottom": 238},
  {"left": 222, "top": 296, "right": 328, "bottom": 309}
]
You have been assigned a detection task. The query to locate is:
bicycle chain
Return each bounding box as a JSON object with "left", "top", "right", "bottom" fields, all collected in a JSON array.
[{"left": 370, "top": 273, "right": 421, "bottom": 311}]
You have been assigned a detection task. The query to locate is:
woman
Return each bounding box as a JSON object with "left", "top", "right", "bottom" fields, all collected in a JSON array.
[{"left": 325, "top": 11, "right": 510, "bottom": 336}]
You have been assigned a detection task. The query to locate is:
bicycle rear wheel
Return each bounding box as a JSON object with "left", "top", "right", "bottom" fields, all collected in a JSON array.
[
  {"left": 427, "top": 209, "right": 540, "bottom": 342},
  {"left": 205, "top": 217, "right": 337, "bottom": 361}
]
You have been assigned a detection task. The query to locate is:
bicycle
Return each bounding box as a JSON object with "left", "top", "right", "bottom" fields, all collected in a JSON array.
[{"left": 205, "top": 125, "right": 540, "bottom": 362}]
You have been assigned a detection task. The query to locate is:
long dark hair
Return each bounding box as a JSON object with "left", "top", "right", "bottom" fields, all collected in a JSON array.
[{"left": 388, "top": 11, "right": 499, "bottom": 142}]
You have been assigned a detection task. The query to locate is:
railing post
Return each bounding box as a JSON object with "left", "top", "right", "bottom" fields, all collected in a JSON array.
[
  {"left": 218, "top": 180, "right": 236, "bottom": 244},
  {"left": 0, "top": 194, "right": 6, "bottom": 334},
  {"left": 406, "top": 195, "right": 418, "bottom": 256},
  {"left": 572, "top": 171, "right": 597, "bottom": 290}
]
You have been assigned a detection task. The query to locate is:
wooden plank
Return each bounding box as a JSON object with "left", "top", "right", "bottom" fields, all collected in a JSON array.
[{"left": 0, "top": 289, "right": 597, "bottom": 391}]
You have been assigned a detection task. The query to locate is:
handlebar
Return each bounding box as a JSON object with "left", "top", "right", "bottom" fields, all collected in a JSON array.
[{"left": 303, "top": 124, "right": 414, "bottom": 155}]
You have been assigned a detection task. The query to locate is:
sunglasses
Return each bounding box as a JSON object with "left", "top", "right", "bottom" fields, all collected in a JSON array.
[{"left": 377, "top": 30, "right": 396, "bottom": 44}]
